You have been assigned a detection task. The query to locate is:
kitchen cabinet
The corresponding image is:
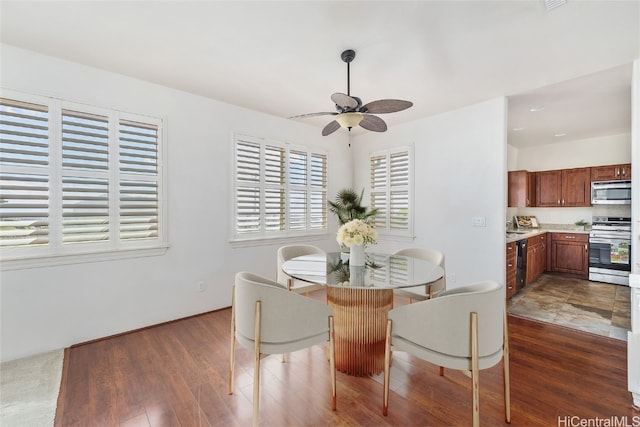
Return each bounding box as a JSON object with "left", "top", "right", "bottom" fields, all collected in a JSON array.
[
  {"left": 591, "top": 163, "right": 631, "bottom": 181},
  {"left": 536, "top": 167, "right": 590, "bottom": 207},
  {"left": 526, "top": 233, "right": 547, "bottom": 284},
  {"left": 508, "top": 170, "right": 536, "bottom": 207},
  {"left": 550, "top": 233, "right": 589, "bottom": 278},
  {"left": 506, "top": 241, "right": 516, "bottom": 299}
]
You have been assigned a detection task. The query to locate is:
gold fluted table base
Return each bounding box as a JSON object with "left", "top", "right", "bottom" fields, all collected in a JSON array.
[{"left": 326, "top": 287, "right": 393, "bottom": 376}]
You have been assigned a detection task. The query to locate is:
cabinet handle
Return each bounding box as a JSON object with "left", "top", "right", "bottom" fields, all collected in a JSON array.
[
  {"left": 564, "top": 235, "right": 575, "bottom": 239},
  {"left": 508, "top": 263, "right": 513, "bottom": 267},
  {"left": 585, "top": 244, "right": 588, "bottom": 252},
  {"left": 557, "top": 199, "right": 561, "bottom": 205}
]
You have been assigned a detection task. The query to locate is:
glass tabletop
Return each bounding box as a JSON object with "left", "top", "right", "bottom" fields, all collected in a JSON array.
[{"left": 281, "top": 252, "right": 445, "bottom": 289}]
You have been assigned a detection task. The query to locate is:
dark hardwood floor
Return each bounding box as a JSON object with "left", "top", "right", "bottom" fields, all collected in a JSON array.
[{"left": 55, "top": 293, "right": 636, "bottom": 426}]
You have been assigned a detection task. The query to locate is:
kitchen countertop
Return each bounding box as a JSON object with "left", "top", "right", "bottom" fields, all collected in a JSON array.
[{"left": 505, "top": 225, "right": 590, "bottom": 243}]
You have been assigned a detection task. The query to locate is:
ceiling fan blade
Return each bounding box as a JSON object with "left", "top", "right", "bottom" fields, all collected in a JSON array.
[
  {"left": 361, "top": 99, "right": 413, "bottom": 114},
  {"left": 331, "top": 93, "right": 358, "bottom": 109},
  {"left": 322, "top": 120, "right": 341, "bottom": 136},
  {"left": 289, "top": 112, "right": 338, "bottom": 119},
  {"left": 360, "top": 115, "right": 387, "bottom": 132}
]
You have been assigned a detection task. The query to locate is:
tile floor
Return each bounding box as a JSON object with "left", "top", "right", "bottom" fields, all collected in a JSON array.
[{"left": 508, "top": 273, "right": 631, "bottom": 341}]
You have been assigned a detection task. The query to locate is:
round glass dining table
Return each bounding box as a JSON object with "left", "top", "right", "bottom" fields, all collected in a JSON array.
[{"left": 282, "top": 252, "right": 444, "bottom": 376}]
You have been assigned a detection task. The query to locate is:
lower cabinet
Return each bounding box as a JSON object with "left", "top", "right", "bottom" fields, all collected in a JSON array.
[
  {"left": 550, "top": 233, "right": 589, "bottom": 278},
  {"left": 506, "top": 241, "right": 516, "bottom": 299},
  {"left": 526, "top": 233, "right": 547, "bottom": 284}
]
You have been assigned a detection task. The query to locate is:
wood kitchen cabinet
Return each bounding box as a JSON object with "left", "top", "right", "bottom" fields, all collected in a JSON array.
[
  {"left": 536, "top": 170, "right": 561, "bottom": 207},
  {"left": 536, "top": 167, "right": 590, "bottom": 207},
  {"left": 550, "top": 232, "right": 589, "bottom": 278},
  {"left": 508, "top": 170, "right": 536, "bottom": 207},
  {"left": 591, "top": 163, "right": 631, "bottom": 181},
  {"left": 506, "top": 241, "right": 516, "bottom": 299},
  {"left": 526, "top": 233, "right": 547, "bottom": 284}
]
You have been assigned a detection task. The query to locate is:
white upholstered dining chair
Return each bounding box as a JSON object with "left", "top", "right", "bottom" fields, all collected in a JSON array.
[
  {"left": 392, "top": 247, "right": 446, "bottom": 302},
  {"left": 382, "top": 280, "right": 510, "bottom": 427},
  {"left": 228, "top": 271, "right": 336, "bottom": 427},
  {"left": 277, "top": 244, "right": 326, "bottom": 294}
]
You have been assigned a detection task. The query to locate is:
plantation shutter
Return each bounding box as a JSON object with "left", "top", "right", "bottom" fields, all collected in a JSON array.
[
  {"left": 370, "top": 154, "right": 387, "bottom": 228},
  {"left": 0, "top": 92, "right": 165, "bottom": 262},
  {"left": 389, "top": 151, "right": 409, "bottom": 230},
  {"left": 310, "top": 153, "right": 327, "bottom": 229},
  {"left": 233, "top": 134, "right": 328, "bottom": 239},
  {"left": 288, "top": 150, "right": 307, "bottom": 230},
  {"left": 369, "top": 148, "right": 411, "bottom": 233},
  {"left": 61, "top": 109, "right": 110, "bottom": 243},
  {"left": 119, "top": 120, "right": 159, "bottom": 240},
  {"left": 265, "top": 145, "right": 285, "bottom": 231},
  {"left": 0, "top": 99, "right": 50, "bottom": 247},
  {"left": 235, "top": 139, "right": 261, "bottom": 234}
]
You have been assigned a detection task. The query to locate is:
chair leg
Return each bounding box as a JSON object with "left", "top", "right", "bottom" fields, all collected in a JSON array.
[
  {"left": 329, "top": 316, "right": 337, "bottom": 411},
  {"left": 470, "top": 312, "right": 480, "bottom": 427},
  {"left": 228, "top": 285, "right": 236, "bottom": 395},
  {"left": 253, "top": 301, "right": 262, "bottom": 427},
  {"left": 503, "top": 301, "right": 512, "bottom": 423},
  {"left": 383, "top": 319, "right": 392, "bottom": 416},
  {"left": 439, "top": 366, "right": 445, "bottom": 376}
]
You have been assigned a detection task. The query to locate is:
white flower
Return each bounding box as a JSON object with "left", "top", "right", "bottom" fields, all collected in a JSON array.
[{"left": 336, "top": 219, "right": 378, "bottom": 248}]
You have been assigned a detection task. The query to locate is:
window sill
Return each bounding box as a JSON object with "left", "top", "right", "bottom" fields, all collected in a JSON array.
[
  {"left": 376, "top": 233, "right": 416, "bottom": 244},
  {"left": 0, "top": 245, "right": 169, "bottom": 271},
  {"left": 230, "top": 232, "right": 331, "bottom": 248}
]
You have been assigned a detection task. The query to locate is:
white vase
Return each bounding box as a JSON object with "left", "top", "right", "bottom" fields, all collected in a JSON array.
[{"left": 349, "top": 244, "right": 366, "bottom": 266}]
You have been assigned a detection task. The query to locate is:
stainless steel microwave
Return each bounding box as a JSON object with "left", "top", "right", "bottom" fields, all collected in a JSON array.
[{"left": 591, "top": 180, "right": 632, "bottom": 204}]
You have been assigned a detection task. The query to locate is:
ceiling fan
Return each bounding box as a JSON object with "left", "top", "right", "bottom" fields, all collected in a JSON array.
[{"left": 291, "top": 49, "right": 413, "bottom": 136}]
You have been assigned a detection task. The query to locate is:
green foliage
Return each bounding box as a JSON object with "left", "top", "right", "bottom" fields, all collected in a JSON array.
[{"left": 328, "top": 188, "right": 378, "bottom": 226}]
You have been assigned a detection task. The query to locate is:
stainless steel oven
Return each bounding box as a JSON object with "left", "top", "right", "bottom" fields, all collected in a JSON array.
[{"left": 588, "top": 216, "right": 631, "bottom": 286}]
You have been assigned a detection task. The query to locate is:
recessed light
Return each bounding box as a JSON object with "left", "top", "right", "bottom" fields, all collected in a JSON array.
[
  {"left": 529, "top": 106, "right": 545, "bottom": 112},
  {"left": 544, "top": 0, "right": 567, "bottom": 12},
  {"left": 554, "top": 133, "right": 567, "bottom": 137}
]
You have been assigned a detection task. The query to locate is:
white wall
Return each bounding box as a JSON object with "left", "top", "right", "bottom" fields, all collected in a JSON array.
[
  {"left": 513, "top": 133, "right": 631, "bottom": 171},
  {"left": 351, "top": 98, "right": 508, "bottom": 288},
  {"left": 0, "top": 45, "right": 353, "bottom": 362},
  {"left": 632, "top": 59, "right": 640, "bottom": 275}
]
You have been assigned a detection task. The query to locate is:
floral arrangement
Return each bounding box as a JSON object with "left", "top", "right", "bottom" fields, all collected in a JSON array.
[{"left": 336, "top": 219, "right": 378, "bottom": 248}]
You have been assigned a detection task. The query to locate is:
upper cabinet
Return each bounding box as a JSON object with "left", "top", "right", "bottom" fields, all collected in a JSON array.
[
  {"left": 508, "top": 170, "right": 536, "bottom": 207},
  {"left": 536, "top": 167, "right": 591, "bottom": 207},
  {"left": 590, "top": 163, "right": 631, "bottom": 181},
  {"left": 561, "top": 167, "right": 591, "bottom": 206},
  {"left": 536, "top": 170, "right": 561, "bottom": 207},
  {"left": 509, "top": 163, "right": 630, "bottom": 208}
]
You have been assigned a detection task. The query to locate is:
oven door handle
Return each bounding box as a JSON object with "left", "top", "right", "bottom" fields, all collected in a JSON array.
[{"left": 589, "top": 237, "right": 631, "bottom": 244}]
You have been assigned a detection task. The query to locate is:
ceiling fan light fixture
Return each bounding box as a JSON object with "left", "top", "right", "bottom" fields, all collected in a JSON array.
[{"left": 335, "top": 112, "right": 363, "bottom": 129}]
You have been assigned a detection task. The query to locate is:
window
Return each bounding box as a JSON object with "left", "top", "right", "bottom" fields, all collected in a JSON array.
[
  {"left": 0, "top": 91, "right": 165, "bottom": 265},
  {"left": 370, "top": 146, "right": 413, "bottom": 236},
  {"left": 233, "top": 134, "right": 327, "bottom": 240}
]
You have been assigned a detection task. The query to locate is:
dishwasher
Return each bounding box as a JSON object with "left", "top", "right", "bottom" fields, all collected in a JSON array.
[{"left": 516, "top": 239, "right": 527, "bottom": 291}]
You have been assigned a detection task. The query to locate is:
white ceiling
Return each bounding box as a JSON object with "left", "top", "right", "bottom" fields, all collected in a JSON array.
[{"left": 1, "top": 1, "right": 638, "bottom": 146}]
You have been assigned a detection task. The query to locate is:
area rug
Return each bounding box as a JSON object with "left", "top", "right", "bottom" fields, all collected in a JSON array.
[{"left": 1, "top": 349, "right": 64, "bottom": 427}]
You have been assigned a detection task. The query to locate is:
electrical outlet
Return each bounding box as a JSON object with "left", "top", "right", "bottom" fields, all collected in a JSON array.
[
  {"left": 471, "top": 216, "right": 486, "bottom": 227},
  {"left": 197, "top": 281, "right": 205, "bottom": 292}
]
